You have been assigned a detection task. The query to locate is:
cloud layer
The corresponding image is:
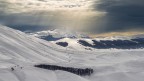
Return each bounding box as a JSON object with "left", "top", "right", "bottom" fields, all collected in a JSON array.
[
  {"left": 0, "top": 0, "right": 96, "bottom": 32},
  {"left": 0, "top": 0, "right": 144, "bottom": 34}
]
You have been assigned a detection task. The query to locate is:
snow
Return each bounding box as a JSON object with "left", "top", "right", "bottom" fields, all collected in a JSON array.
[
  {"left": 0, "top": 24, "right": 144, "bottom": 81},
  {"left": 30, "top": 29, "right": 89, "bottom": 40}
]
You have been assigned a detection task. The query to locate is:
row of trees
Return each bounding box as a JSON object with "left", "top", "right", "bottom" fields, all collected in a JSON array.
[{"left": 35, "top": 64, "right": 93, "bottom": 76}]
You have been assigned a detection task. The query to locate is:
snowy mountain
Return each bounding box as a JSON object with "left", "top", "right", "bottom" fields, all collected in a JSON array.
[
  {"left": 29, "top": 29, "right": 89, "bottom": 41},
  {"left": 29, "top": 29, "right": 144, "bottom": 50},
  {"left": 1, "top": 25, "right": 144, "bottom": 81}
]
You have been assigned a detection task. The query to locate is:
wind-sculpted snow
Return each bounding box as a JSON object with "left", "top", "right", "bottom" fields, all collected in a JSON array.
[
  {"left": 0, "top": 25, "right": 69, "bottom": 63},
  {"left": 1, "top": 25, "right": 144, "bottom": 81}
]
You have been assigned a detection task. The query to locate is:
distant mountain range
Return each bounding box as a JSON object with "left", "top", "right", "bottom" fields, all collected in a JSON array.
[
  {"left": 29, "top": 29, "right": 144, "bottom": 50},
  {"left": 29, "top": 29, "right": 89, "bottom": 41}
]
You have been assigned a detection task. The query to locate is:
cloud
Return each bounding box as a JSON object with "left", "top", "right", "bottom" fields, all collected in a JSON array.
[
  {"left": 0, "top": 0, "right": 144, "bottom": 34},
  {"left": 0, "top": 11, "right": 71, "bottom": 31},
  {"left": 92, "top": 0, "right": 144, "bottom": 33},
  {"left": 0, "top": 0, "right": 96, "bottom": 32},
  {"left": 0, "top": 0, "right": 93, "bottom": 13}
]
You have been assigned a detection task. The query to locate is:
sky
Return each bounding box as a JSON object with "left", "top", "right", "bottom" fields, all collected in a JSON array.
[{"left": 0, "top": 0, "right": 144, "bottom": 34}]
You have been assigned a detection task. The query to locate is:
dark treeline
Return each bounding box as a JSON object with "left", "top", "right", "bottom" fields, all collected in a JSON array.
[
  {"left": 79, "top": 38, "right": 144, "bottom": 49},
  {"left": 35, "top": 64, "right": 93, "bottom": 76},
  {"left": 56, "top": 42, "right": 68, "bottom": 47}
]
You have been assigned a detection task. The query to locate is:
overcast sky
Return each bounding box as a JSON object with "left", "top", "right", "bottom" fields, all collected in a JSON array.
[{"left": 0, "top": 0, "right": 144, "bottom": 34}]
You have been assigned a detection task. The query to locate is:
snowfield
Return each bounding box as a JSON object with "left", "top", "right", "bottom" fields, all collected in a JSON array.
[{"left": 0, "top": 25, "right": 144, "bottom": 81}]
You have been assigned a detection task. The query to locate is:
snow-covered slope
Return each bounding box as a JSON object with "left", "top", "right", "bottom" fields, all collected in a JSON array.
[
  {"left": 0, "top": 25, "right": 91, "bottom": 81},
  {"left": 1, "top": 25, "right": 144, "bottom": 81},
  {"left": 0, "top": 25, "right": 71, "bottom": 63}
]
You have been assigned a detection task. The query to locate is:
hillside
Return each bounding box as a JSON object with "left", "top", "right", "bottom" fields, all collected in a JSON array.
[{"left": 0, "top": 25, "right": 144, "bottom": 81}]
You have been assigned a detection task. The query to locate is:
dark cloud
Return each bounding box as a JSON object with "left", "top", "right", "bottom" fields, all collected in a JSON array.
[
  {"left": 0, "top": 12, "right": 53, "bottom": 32},
  {"left": 0, "top": 0, "right": 64, "bottom": 32},
  {"left": 93, "top": 0, "right": 144, "bottom": 33},
  {"left": 0, "top": 10, "right": 89, "bottom": 32}
]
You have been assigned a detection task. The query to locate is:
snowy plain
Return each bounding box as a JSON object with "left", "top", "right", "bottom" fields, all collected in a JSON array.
[{"left": 0, "top": 25, "right": 144, "bottom": 81}]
